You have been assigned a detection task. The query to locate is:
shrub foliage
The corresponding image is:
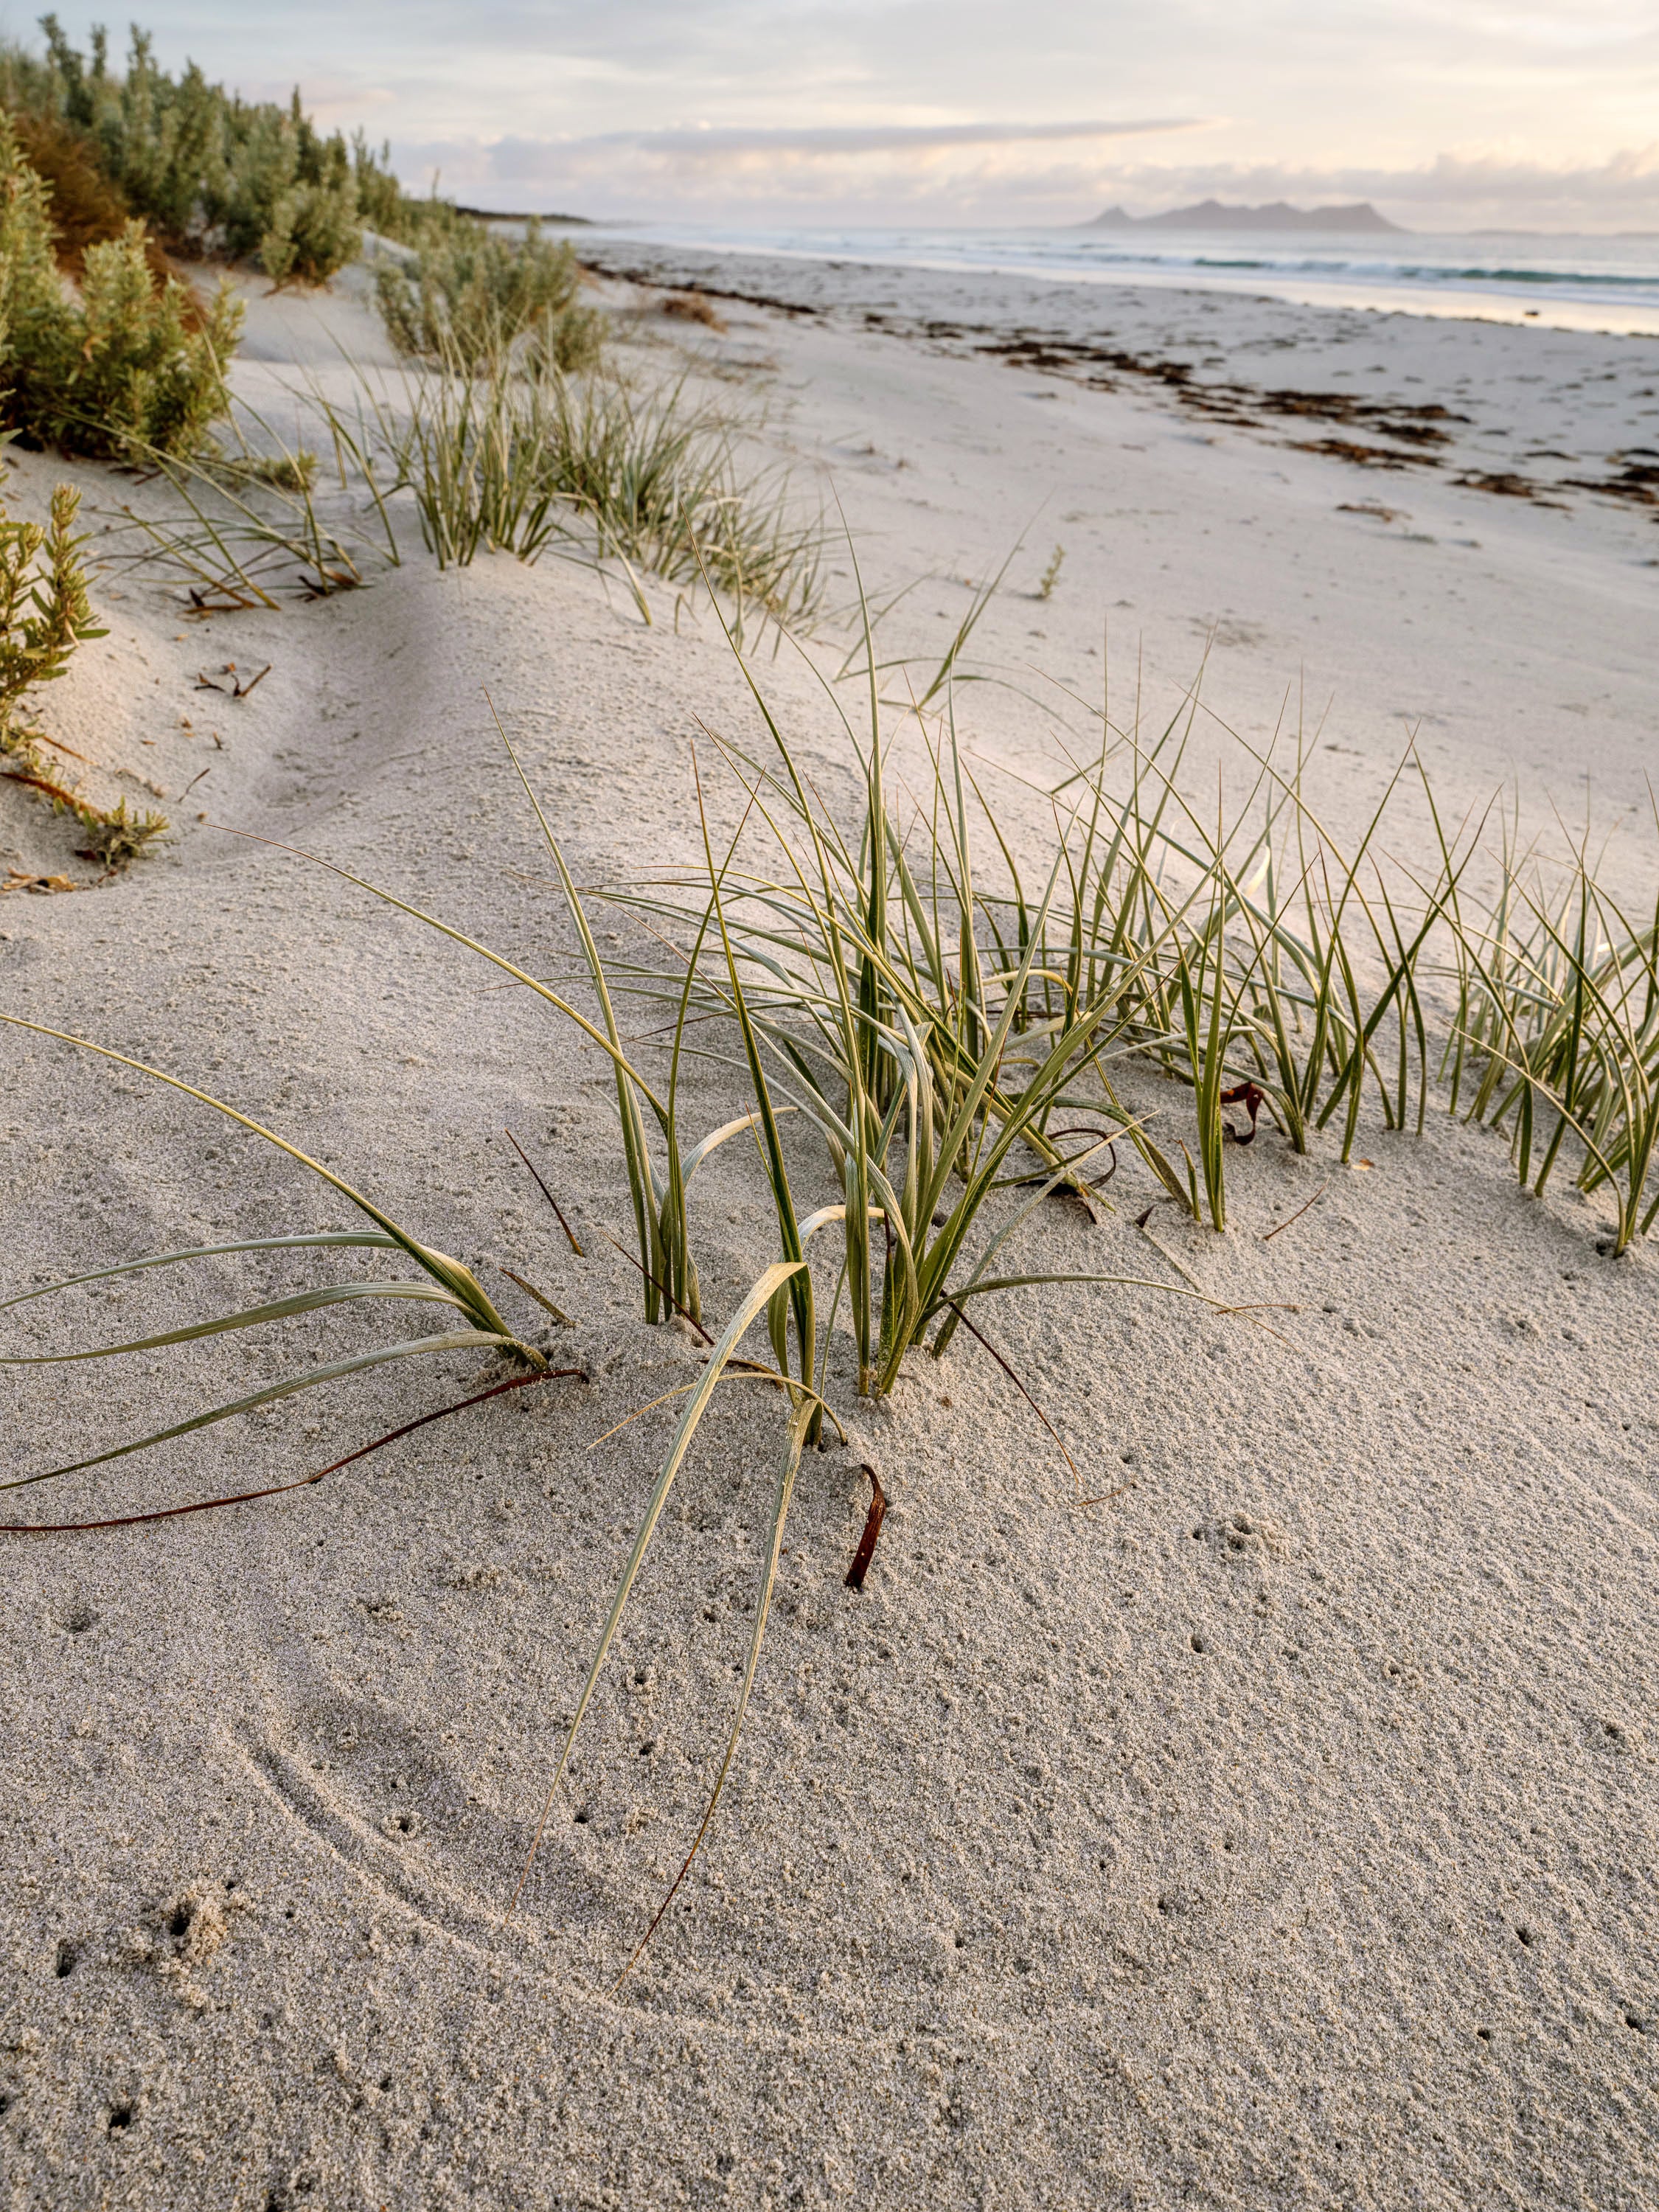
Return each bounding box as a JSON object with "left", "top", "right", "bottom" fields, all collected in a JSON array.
[
  {"left": 0, "top": 479, "right": 165, "bottom": 866},
  {"left": 0, "top": 114, "right": 240, "bottom": 459},
  {"left": 2, "top": 17, "right": 409, "bottom": 284}
]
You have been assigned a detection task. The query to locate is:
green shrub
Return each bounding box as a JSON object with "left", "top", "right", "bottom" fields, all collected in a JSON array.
[
  {"left": 64, "top": 220, "right": 240, "bottom": 455},
  {"left": 4, "top": 19, "right": 402, "bottom": 285},
  {"left": 0, "top": 479, "right": 164, "bottom": 866},
  {"left": 10, "top": 107, "right": 175, "bottom": 292},
  {"left": 374, "top": 218, "right": 602, "bottom": 372},
  {"left": 0, "top": 116, "right": 240, "bottom": 458},
  {"left": 0, "top": 480, "right": 101, "bottom": 759}
]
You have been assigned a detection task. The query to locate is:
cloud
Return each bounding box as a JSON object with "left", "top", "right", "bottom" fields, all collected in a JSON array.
[
  {"left": 596, "top": 117, "right": 1205, "bottom": 158},
  {"left": 394, "top": 128, "right": 1659, "bottom": 232},
  {"left": 397, "top": 111, "right": 1211, "bottom": 219},
  {"left": 32, "top": 2, "right": 1659, "bottom": 229},
  {"left": 1082, "top": 147, "right": 1659, "bottom": 231}
]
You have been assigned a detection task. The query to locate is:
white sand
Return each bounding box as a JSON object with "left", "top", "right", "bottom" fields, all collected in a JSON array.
[{"left": 1, "top": 254, "right": 1656, "bottom": 2210}]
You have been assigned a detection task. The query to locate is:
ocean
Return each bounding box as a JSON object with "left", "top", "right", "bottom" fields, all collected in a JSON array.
[{"left": 582, "top": 220, "right": 1659, "bottom": 337}]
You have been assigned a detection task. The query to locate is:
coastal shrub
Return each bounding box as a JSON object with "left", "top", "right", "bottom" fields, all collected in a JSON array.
[
  {"left": 9, "top": 106, "right": 177, "bottom": 292},
  {"left": 0, "top": 115, "right": 240, "bottom": 458},
  {"left": 0, "top": 481, "right": 166, "bottom": 866},
  {"left": 215, "top": 98, "right": 362, "bottom": 288},
  {"left": 2, "top": 18, "right": 418, "bottom": 283},
  {"left": 374, "top": 217, "right": 602, "bottom": 372},
  {"left": 0, "top": 481, "right": 102, "bottom": 762}
]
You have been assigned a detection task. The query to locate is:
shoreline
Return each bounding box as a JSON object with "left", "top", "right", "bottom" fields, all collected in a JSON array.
[
  {"left": 574, "top": 223, "right": 1659, "bottom": 338},
  {"left": 580, "top": 236, "right": 1659, "bottom": 565}
]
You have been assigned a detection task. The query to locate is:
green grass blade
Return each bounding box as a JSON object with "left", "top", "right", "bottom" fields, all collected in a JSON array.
[
  {"left": 1, "top": 1280, "right": 465, "bottom": 1364},
  {"left": 0, "top": 1014, "right": 521, "bottom": 1346},
  {"left": 2, "top": 1330, "right": 517, "bottom": 1493},
  {"left": 0, "top": 1231, "right": 400, "bottom": 1312},
  {"left": 616, "top": 1391, "right": 815, "bottom": 1983},
  {"left": 512, "top": 1259, "right": 806, "bottom": 1902}
]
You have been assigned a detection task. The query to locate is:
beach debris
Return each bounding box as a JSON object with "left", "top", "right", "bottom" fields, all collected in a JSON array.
[
  {"left": 0, "top": 1368, "right": 578, "bottom": 1536},
  {"left": 661, "top": 289, "right": 726, "bottom": 332},
  {"left": 498, "top": 1263, "right": 571, "bottom": 1326},
  {"left": 1262, "top": 1178, "right": 1331, "bottom": 1241},
  {"left": 844, "top": 1463, "right": 887, "bottom": 1591},
  {"left": 1, "top": 867, "right": 78, "bottom": 894},
  {"left": 1453, "top": 469, "right": 1567, "bottom": 506},
  {"left": 1220, "top": 1080, "right": 1266, "bottom": 1143},
  {"left": 939, "top": 1296, "right": 1086, "bottom": 1496},
  {"left": 505, "top": 1127, "right": 585, "bottom": 1254},
  {"left": 195, "top": 661, "right": 270, "bottom": 699},
  {"left": 1560, "top": 453, "right": 1659, "bottom": 507},
  {"left": 1037, "top": 543, "right": 1066, "bottom": 600},
  {"left": 184, "top": 583, "right": 260, "bottom": 616},
  {"left": 1294, "top": 437, "right": 1422, "bottom": 470}
]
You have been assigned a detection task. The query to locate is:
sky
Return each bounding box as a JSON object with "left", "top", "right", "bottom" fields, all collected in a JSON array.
[{"left": 13, "top": 3, "right": 1659, "bottom": 232}]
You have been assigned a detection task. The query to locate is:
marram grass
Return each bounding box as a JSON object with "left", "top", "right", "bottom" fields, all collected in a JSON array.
[{"left": 6, "top": 577, "right": 1658, "bottom": 1972}]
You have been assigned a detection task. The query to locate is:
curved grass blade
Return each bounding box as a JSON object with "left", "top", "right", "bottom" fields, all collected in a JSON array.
[
  {"left": 0, "top": 1232, "right": 401, "bottom": 1314},
  {"left": 0, "top": 1015, "right": 523, "bottom": 1348},
  {"left": 1, "top": 1279, "right": 466, "bottom": 1365},
  {"left": 1, "top": 1330, "right": 518, "bottom": 1494},
  {"left": 1, "top": 1370, "right": 571, "bottom": 1536},
  {"left": 511, "top": 1258, "right": 806, "bottom": 1907},
  {"left": 614, "top": 1391, "right": 815, "bottom": 1985}
]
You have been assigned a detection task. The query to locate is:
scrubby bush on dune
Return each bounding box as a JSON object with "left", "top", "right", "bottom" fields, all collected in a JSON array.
[
  {"left": 374, "top": 215, "right": 603, "bottom": 373},
  {"left": 0, "top": 114, "right": 240, "bottom": 459},
  {"left": 0, "top": 481, "right": 102, "bottom": 761},
  {"left": 9, "top": 106, "right": 176, "bottom": 293},
  {"left": 209, "top": 91, "right": 362, "bottom": 288},
  {"left": 0, "top": 480, "right": 165, "bottom": 866},
  {"left": 2, "top": 18, "right": 398, "bottom": 285}
]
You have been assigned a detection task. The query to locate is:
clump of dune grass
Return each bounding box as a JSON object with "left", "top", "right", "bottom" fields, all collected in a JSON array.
[
  {"left": 275, "top": 355, "right": 824, "bottom": 636},
  {"left": 374, "top": 217, "right": 602, "bottom": 375},
  {"left": 206, "top": 625, "right": 1286, "bottom": 1966},
  {"left": 1440, "top": 808, "right": 1659, "bottom": 1254},
  {"left": 113, "top": 352, "right": 824, "bottom": 636},
  {"left": 10, "top": 548, "right": 1658, "bottom": 1976},
  {"left": 1054, "top": 721, "right": 1466, "bottom": 1229},
  {"left": 99, "top": 388, "right": 397, "bottom": 607}
]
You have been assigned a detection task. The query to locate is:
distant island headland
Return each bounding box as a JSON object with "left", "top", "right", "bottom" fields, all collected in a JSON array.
[{"left": 1081, "top": 199, "right": 1405, "bottom": 234}]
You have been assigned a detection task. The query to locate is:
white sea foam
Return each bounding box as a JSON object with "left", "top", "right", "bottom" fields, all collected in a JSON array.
[{"left": 587, "top": 219, "right": 1659, "bottom": 334}]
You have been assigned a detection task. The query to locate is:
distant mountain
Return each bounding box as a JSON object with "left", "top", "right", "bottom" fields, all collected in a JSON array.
[{"left": 1082, "top": 199, "right": 1405, "bottom": 235}]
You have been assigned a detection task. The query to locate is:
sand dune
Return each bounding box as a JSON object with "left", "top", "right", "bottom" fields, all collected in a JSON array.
[{"left": 1, "top": 255, "right": 1655, "bottom": 2209}]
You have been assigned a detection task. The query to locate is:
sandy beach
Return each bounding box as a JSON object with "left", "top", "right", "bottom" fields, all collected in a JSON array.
[{"left": 2, "top": 246, "right": 1658, "bottom": 2211}]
